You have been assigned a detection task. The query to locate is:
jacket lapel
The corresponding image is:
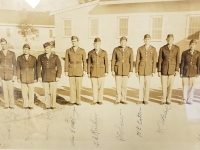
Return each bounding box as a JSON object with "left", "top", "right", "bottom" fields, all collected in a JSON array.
[
  {"left": 27, "top": 55, "right": 32, "bottom": 61},
  {"left": 118, "top": 46, "right": 123, "bottom": 53},
  {"left": 49, "top": 53, "right": 54, "bottom": 60}
]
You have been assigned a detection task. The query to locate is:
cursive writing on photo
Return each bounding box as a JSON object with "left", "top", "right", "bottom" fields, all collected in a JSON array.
[
  {"left": 114, "top": 109, "right": 125, "bottom": 141},
  {"left": 90, "top": 112, "right": 100, "bottom": 147},
  {"left": 136, "top": 108, "right": 142, "bottom": 137},
  {"left": 69, "top": 106, "right": 78, "bottom": 146}
]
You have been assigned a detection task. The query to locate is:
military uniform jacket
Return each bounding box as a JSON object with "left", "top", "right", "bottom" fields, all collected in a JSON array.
[
  {"left": 0, "top": 50, "right": 16, "bottom": 80},
  {"left": 87, "top": 49, "right": 108, "bottom": 77},
  {"left": 180, "top": 50, "right": 200, "bottom": 77},
  {"left": 158, "top": 44, "right": 180, "bottom": 75},
  {"left": 135, "top": 45, "right": 157, "bottom": 76},
  {"left": 111, "top": 46, "right": 133, "bottom": 76},
  {"left": 17, "top": 54, "right": 37, "bottom": 83},
  {"left": 65, "top": 47, "right": 86, "bottom": 77},
  {"left": 37, "top": 53, "right": 62, "bottom": 82}
]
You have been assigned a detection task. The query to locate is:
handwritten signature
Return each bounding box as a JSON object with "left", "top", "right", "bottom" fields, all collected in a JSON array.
[
  {"left": 69, "top": 106, "right": 79, "bottom": 146},
  {"left": 136, "top": 108, "right": 142, "bottom": 137},
  {"left": 114, "top": 109, "right": 125, "bottom": 141},
  {"left": 157, "top": 105, "right": 171, "bottom": 134},
  {"left": 159, "top": 105, "right": 171, "bottom": 125},
  {"left": 43, "top": 110, "right": 52, "bottom": 140},
  {"left": 90, "top": 112, "right": 100, "bottom": 147}
]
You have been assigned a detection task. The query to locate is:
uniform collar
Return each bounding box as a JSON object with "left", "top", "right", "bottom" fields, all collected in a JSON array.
[
  {"left": 166, "top": 44, "right": 174, "bottom": 50},
  {"left": 43, "top": 53, "right": 53, "bottom": 59},
  {"left": 143, "top": 45, "right": 151, "bottom": 51},
  {"left": 24, "top": 54, "right": 33, "bottom": 61},
  {"left": 71, "top": 46, "right": 79, "bottom": 52},
  {"left": 188, "top": 49, "right": 196, "bottom": 54},
  {"left": 119, "top": 46, "right": 127, "bottom": 52},
  {"left": 92, "top": 49, "right": 102, "bottom": 55},
  {"left": 1, "top": 49, "right": 9, "bottom": 56}
]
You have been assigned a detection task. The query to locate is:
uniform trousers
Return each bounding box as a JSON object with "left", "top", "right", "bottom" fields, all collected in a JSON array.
[
  {"left": 1, "top": 80, "right": 14, "bottom": 107},
  {"left": 91, "top": 77, "right": 105, "bottom": 102},
  {"left": 21, "top": 83, "right": 34, "bottom": 107},
  {"left": 182, "top": 77, "right": 196, "bottom": 103},
  {"left": 42, "top": 82, "right": 57, "bottom": 108},
  {"left": 161, "top": 75, "right": 175, "bottom": 102},
  {"left": 139, "top": 75, "right": 152, "bottom": 102},
  {"left": 69, "top": 77, "right": 82, "bottom": 104},
  {"left": 115, "top": 76, "right": 128, "bottom": 102}
]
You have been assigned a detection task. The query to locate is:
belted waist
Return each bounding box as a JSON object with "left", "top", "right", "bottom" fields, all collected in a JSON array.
[
  {"left": 21, "top": 68, "right": 34, "bottom": 70},
  {"left": 0, "top": 65, "right": 13, "bottom": 68},
  {"left": 42, "top": 68, "right": 56, "bottom": 70},
  {"left": 116, "top": 60, "right": 129, "bottom": 63},
  {"left": 70, "top": 62, "right": 81, "bottom": 64}
]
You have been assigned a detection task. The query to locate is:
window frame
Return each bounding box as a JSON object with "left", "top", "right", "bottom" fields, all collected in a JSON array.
[
  {"left": 49, "top": 29, "right": 53, "bottom": 38},
  {"left": 63, "top": 18, "right": 72, "bottom": 38},
  {"left": 150, "top": 15, "right": 164, "bottom": 41},
  {"left": 88, "top": 17, "right": 99, "bottom": 38},
  {"left": 117, "top": 16, "right": 129, "bottom": 38},
  {"left": 186, "top": 14, "right": 200, "bottom": 41}
]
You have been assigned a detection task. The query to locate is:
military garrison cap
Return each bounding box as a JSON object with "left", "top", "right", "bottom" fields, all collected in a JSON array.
[
  {"left": 144, "top": 34, "right": 151, "bottom": 39},
  {"left": 166, "top": 34, "right": 174, "bottom": 39},
  {"left": 120, "top": 36, "right": 127, "bottom": 41},
  {"left": 94, "top": 37, "right": 101, "bottom": 42},
  {"left": 0, "top": 38, "right": 7, "bottom": 43},
  {"left": 189, "top": 39, "right": 197, "bottom": 45},
  {"left": 23, "top": 44, "right": 30, "bottom": 49},
  {"left": 71, "top": 36, "right": 79, "bottom": 41},
  {"left": 43, "top": 42, "right": 51, "bottom": 48}
]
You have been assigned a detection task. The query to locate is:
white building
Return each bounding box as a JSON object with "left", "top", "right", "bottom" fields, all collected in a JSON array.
[
  {"left": 0, "top": 9, "right": 55, "bottom": 51},
  {"left": 51, "top": 0, "right": 200, "bottom": 60}
]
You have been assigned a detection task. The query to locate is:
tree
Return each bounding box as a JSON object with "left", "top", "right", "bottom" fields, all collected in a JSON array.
[{"left": 17, "top": 20, "right": 39, "bottom": 44}]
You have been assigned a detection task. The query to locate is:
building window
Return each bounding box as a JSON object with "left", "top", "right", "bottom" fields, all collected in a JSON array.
[
  {"left": 6, "top": 28, "right": 11, "bottom": 37},
  {"left": 151, "top": 16, "right": 163, "bottom": 40},
  {"left": 118, "top": 17, "right": 129, "bottom": 37},
  {"left": 187, "top": 15, "right": 200, "bottom": 40},
  {"left": 63, "top": 19, "right": 72, "bottom": 37},
  {"left": 89, "top": 18, "right": 99, "bottom": 38},
  {"left": 49, "top": 30, "right": 53, "bottom": 38}
]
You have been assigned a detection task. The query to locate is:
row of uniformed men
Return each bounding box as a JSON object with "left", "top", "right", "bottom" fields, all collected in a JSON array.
[{"left": 0, "top": 34, "right": 199, "bottom": 109}]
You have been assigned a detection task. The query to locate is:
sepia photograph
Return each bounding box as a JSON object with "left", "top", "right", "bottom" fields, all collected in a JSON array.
[{"left": 0, "top": 0, "right": 200, "bottom": 149}]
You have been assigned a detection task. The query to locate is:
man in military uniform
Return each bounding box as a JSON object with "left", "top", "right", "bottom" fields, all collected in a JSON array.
[
  {"left": 17, "top": 44, "right": 37, "bottom": 109},
  {"left": 0, "top": 38, "right": 17, "bottom": 109},
  {"left": 65, "top": 36, "right": 87, "bottom": 106},
  {"left": 87, "top": 38, "right": 108, "bottom": 105},
  {"left": 37, "top": 42, "right": 62, "bottom": 109},
  {"left": 135, "top": 34, "right": 157, "bottom": 105},
  {"left": 158, "top": 34, "right": 180, "bottom": 105},
  {"left": 111, "top": 36, "right": 133, "bottom": 104},
  {"left": 180, "top": 39, "right": 200, "bottom": 105}
]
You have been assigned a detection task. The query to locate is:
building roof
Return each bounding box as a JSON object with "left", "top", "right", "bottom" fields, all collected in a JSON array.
[
  {"left": 89, "top": 0, "right": 200, "bottom": 15},
  {"left": 0, "top": 9, "right": 54, "bottom": 26},
  {"left": 51, "top": 0, "right": 197, "bottom": 15}
]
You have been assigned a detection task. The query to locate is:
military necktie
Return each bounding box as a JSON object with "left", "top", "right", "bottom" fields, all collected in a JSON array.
[{"left": 191, "top": 50, "right": 194, "bottom": 55}]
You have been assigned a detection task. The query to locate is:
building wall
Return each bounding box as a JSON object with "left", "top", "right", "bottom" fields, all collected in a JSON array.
[
  {"left": 54, "top": 4, "right": 200, "bottom": 60},
  {"left": 0, "top": 25, "right": 55, "bottom": 50}
]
